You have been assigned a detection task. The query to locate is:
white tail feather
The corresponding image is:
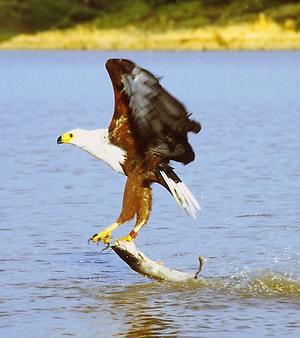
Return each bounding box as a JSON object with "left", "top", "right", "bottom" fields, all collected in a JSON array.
[{"left": 160, "top": 171, "right": 200, "bottom": 218}]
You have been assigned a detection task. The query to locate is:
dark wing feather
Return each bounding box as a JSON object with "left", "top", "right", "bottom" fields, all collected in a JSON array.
[{"left": 106, "top": 59, "right": 201, "bottom": 164}]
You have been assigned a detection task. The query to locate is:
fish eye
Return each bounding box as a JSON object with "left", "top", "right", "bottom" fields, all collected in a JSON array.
[{"left": 70, "top": 133, "right": 73, "bottom": 138}]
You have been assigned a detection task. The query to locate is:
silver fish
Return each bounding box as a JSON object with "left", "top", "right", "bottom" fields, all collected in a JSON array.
[{"left": 111, "top": 240, "right": 204, "bottom": 282}]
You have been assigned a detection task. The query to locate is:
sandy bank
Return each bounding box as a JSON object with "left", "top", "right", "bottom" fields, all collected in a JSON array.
[{"left": 1, "top": 15, "right": 300, "bottom": 51}]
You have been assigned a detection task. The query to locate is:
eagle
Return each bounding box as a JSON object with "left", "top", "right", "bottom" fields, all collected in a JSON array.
[{"left": 57, "top": 59, "right": 201, "bottom": 245}]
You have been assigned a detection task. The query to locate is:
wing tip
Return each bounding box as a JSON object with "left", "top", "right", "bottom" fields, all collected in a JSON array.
[
  {"left": 106, "top": 58, "right": 135, "bottom": 73},
  {"left": 106, "top": 58, "right": 137, "bottom": 90}
]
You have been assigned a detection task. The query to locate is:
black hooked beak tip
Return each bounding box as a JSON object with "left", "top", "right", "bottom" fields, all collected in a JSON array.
[{"left": 57, "top": 136, "right": 62, "bottom": 144}]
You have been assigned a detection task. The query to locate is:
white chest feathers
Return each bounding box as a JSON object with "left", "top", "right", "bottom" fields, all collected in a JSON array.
[{"left": 72, "top": 128, "right": 126, "bottom": 174}]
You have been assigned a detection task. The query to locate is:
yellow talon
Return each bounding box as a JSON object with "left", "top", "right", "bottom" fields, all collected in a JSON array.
[
  {"left": 89, "top": 230, "right": 111, "bottom": 244},
  {"left": 117, "top": 229, "right": 137, "bottom": 242},
  {"left": 117, "top": 234, "right": 134, "bottom": 242}
]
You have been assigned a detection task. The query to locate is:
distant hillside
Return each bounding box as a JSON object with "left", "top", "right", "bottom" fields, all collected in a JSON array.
[{"left": 1, "top": 0, "right": 300, "bottom": 39}]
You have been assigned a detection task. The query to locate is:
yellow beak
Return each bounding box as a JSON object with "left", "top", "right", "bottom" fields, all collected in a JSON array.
[{"left": 57, "top": 132, "right": 74, "bottom": 144}]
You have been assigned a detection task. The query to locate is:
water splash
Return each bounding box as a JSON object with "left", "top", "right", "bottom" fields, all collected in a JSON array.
[
  {"left": 115, "top": 270, "right": 300, "bottom": 299},
  {"left": 224, "top": 270, "right": 300, "bottom": 298},
  {"left": 184, "top": 270, "right": 300, "bottom": 298}
]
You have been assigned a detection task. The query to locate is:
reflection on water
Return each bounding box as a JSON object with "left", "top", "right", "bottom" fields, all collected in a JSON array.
[
  {"left": 106, "top": 285, "right": 181, "bottom": 337},
  {"left": 68, "top": 272, "right": 300, "bottom": 337},
  {"left": 1, "top": 51, "right": 300, "bottom": 337}
]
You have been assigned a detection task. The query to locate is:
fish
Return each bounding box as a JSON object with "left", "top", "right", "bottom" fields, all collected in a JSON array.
[{"left": 111, "top": 240, "right": 204, "bottom": 282}]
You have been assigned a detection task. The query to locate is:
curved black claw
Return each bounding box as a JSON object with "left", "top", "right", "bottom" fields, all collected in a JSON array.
[
  {"left": 88, "top": 233, "right": 99, "bottom": 245},
  {"left": 99, "top": 244, "right": 111, "bottom": 255}
]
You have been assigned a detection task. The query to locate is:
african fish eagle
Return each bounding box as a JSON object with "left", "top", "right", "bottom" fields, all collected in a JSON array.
[{"left": 57, "top": 59, "right": 201, "bottom": 244}]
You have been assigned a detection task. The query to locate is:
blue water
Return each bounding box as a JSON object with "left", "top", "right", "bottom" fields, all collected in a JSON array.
[{"left": 0, "top": 51, "right": 300, "bottom": 337}]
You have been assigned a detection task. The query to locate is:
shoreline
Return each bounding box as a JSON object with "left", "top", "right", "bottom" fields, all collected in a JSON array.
[{"left": 1, "top": 16, "right": 300, "bottom": 51}]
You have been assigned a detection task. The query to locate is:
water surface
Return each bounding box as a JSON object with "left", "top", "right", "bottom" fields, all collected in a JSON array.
[{"left": 0, "top": 51, "right": 300, "bottom": 337}]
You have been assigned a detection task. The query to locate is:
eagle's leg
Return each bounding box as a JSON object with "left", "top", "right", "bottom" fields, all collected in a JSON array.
[
  {"left": 89, "top": 222, "right": 121, "bottom": 244},
  {"left": 89, "top": 176, "right": 139, "bottom": 245},
  {"left": 118, "top": 184, "right": 152, "bottom": 242},
  {"left": 118, "top": 221, "right": 146, "bottom": 242}
]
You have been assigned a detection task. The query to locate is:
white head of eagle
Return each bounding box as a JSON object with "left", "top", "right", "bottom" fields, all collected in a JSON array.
[{"left": 57, "top": 59, "right": 201, "bottom": 244}]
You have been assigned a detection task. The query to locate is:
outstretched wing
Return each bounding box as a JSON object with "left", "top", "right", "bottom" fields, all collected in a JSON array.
[{"left": 105, "top": 59, "right": 201, "bottom": 164}]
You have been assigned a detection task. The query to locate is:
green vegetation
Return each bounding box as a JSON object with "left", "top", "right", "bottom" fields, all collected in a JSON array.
[{"left": 1, "top": 0, "right": 300, "bottom": 42}]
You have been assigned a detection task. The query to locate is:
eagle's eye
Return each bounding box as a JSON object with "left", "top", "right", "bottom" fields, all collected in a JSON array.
[{"left": 70, "top": 133, "right": 73, "bottom": 138}]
